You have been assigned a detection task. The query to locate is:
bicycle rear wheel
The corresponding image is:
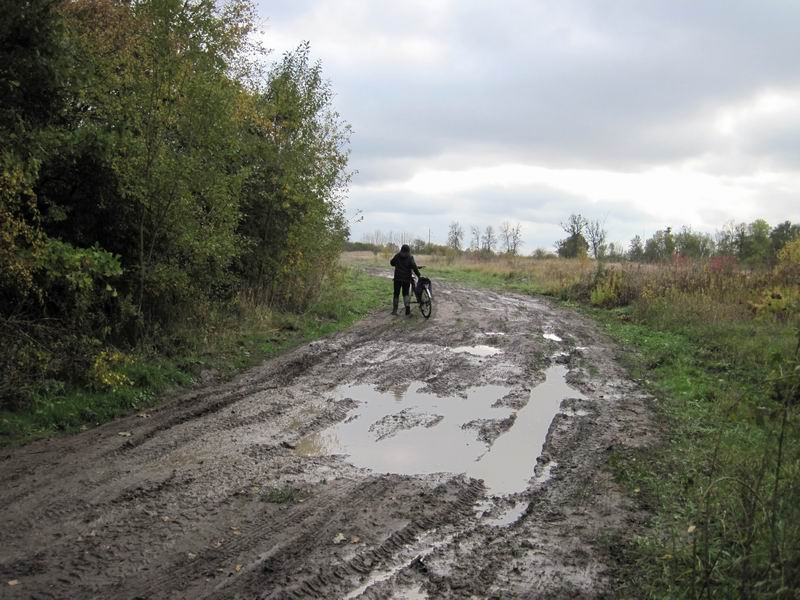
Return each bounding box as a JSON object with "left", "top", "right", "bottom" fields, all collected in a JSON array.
[{"left": 419, "top": 288, "right": 432, "bottom": 319}]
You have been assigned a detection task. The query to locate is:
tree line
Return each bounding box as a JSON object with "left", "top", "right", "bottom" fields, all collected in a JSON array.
[
  {"left": 349, "top": 215, "right": 798, "bottom": 268},
  {"left": 555, "top": 214, "right": 799, "bottom": 267},
  {"left": 1, "top": 0, "right": 351, "bottom": 405},
  {"left": 352, "top": 222, "right": 525, "bottom": 257}
]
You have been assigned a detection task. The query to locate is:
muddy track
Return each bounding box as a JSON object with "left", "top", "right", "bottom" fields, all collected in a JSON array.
[{"left": 0, "top": 276, "right": 657, "bottom": 599}]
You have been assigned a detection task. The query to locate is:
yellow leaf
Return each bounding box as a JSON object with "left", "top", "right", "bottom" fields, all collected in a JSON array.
[
  {"left": 234, "top": 564, "right": 242, "bottom": 573},
  {"left": 687, "top": 525, "right": 696, "bottom": 534}
]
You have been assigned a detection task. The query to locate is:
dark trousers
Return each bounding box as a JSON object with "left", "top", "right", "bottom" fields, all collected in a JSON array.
[{"left": 393, "top": 280, "right": 411, "bottom": 307}]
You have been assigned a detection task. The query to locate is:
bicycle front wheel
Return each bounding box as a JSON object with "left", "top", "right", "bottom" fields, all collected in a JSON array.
[{"left": 419, "top": 288, "right": 432, "bottom": 319}]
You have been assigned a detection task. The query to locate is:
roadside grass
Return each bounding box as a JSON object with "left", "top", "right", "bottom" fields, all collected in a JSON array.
[
  {"left": 407, "top": 255, "right": 800, "bottom": 598},
  {"left": 0, "top": 268, "right": 387, "bottom": 447}
]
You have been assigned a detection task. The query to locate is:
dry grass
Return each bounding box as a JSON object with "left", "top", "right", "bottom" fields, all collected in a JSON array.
[{"left": 343, "top": 251, "right": 796, "bottom": 328}]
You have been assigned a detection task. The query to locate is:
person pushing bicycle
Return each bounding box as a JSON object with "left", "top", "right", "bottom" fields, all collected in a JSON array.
[{"left": 390, "top": 244, "right": 421, "bottom": 316}]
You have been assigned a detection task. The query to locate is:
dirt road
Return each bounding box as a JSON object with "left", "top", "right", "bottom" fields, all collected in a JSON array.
[{"left": 0, "top": 278, "right": 657, "bottom": 599}]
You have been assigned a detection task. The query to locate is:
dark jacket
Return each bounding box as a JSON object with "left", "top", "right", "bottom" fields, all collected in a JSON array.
[{"left": 390, "top": 251, "right": 421, "bottom": 283}]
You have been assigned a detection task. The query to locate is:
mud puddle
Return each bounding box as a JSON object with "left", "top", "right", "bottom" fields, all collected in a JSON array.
[{"left": 297, "top": 365, "right": 585, "bottom": 497}]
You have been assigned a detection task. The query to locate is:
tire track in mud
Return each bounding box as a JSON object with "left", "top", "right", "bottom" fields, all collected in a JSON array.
[{"left": 0, "top": 276, "right": 658, "bottom": 599}]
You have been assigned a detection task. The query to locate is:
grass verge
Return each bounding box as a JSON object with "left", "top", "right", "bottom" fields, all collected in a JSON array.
[{"left": 0, "top": 268, "right": 388, "bottom": 447}]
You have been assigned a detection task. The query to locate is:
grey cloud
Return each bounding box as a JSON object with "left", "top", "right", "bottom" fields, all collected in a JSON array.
[{"left": 260, "top": 0, "right": 800, "bottom": 245}]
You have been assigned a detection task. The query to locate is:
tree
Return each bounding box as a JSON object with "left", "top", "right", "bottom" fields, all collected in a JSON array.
[
  {"left": 411, "top": 238, "right": 428, "bottom": 253},
  {"left": 470, "top": 225, "right": 481, "bottom": 251},
  {"left": 237, "top": 42, "right": 351, "bottom": 308},
  {"left": 586, "top": 219, "right": 607, "bottom": 259},
  {"left": 740, "top": 219, "right": 771, "bottom": 267},
  {"left": 556, "top": 234, "right": 588, "bottom": 259},
  {"left": 447, "top": 221, "right": 464, "bottom": 251},
  {"left": 674, "top": 226, "right": 714, "bottom": 259},
  {"left": 481, "top": 225, "right": 497, "bottom": 253},
  {"left": 0, "top": 0, "right": 358, "bottom": 407},
  {"left": 628, "top": 235, "right": 644, "bottom": 262},
  {"left": 556, "top": 214, "right": 588, "bottom": 258},
  {"left": 499, "top": 221, "right": 523, "bottom": 256},
  {"left": 770, "top": 221, "right": 800, "bottom": 263},
  {"left": 643, "top": 227, "right": 676, "bottom": 262},
  {"left": 531, "top": 247, "right": 555, "bottom": 259},
  {"left": 509, "top": 222, "right": 523, "bottom": 256}
]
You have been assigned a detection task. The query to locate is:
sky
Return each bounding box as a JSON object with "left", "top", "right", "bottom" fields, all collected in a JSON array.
[{"left": 255, "top": 0, "right": 800, "bottom": 251}]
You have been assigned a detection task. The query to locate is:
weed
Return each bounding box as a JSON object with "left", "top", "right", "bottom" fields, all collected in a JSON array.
[{"left": 261, "top": 486, "right": 307, "bottom": 504}]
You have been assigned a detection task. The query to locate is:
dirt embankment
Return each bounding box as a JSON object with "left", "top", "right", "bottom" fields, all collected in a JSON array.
[{"left": 0, "top": 277, "right": 658, "bottom": 599}]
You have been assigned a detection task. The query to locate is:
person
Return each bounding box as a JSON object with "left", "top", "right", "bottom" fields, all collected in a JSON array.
[{"left": 389, "top": 244, "right": 421, "bottom": 315}]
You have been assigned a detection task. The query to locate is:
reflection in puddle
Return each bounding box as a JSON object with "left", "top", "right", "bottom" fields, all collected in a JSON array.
[
  {"left": 543, "top": 333, "right": 563, "bottom": 342},
  {"left": 298, "top": 365, "right": 585, "bottom": 496},
  {"left": 451, "top": 345, "right": 503, "bottom": 357}
]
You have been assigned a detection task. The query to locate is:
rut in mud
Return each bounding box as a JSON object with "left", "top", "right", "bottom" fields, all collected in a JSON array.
[{"left": 0, "top": 277, "right": 658, "bottom": 599}]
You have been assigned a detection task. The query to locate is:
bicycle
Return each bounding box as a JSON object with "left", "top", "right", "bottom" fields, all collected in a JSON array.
[{"left": 410, "top": 267, "right": 433, "bottom": 319}]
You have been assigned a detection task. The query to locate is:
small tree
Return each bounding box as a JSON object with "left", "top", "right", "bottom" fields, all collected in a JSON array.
[
  {"left": 499, "top": 221, "right": 523, "bottom": 256},
  {"left": 447, "top": 221, "right": 464, "bottom": 252},
  {"left": 532, "top": 247, "right": 555, "bottom": 259},
  {"left": 556, "top": 214, "right": 588, "bottom": 258},
  {"left": 481, "top": 225, "right": 497, "bottom": 254},
  {"left": 628, "top": 235, "right": 645, "bottom": 262},
  {"left": 643, "top": 227, "right": 676, "bottom": 262},
  {"left": 500, "top": 222, "right": 511, "bottom": 254},
  {"left": 509, "top": 222, "right": 523, "bottom": 256},
  {"left": 586, "top": 219, "right": 607, "bottom": 260},
  {"left": 675, "top": 226, "right": 715, "bottom": 259},
  {"left": 470, "top": 225, "right": 481, "bottom": 251},
  {"left": 556, "top": 234, "right": 589, "bottom": 258}
]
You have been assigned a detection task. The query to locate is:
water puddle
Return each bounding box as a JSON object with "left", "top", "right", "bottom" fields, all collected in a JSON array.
[
  {"left": 542, "top": 333, "right": 563, "bottom": 342},
  {"left": 297, "top": 365, "right": 585, "bottom": 497},
  {"left": 485, "top": 501, "right": 529, "bottom": 527},
  {"left": 450, "top": 345, "right": 502, "bottom": 357},
  {"left": 296, "top": 383, "right": 512, "bottom": 476}
]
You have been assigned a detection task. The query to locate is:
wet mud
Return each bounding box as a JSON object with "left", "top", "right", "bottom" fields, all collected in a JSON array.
[{"left": 0, "top": 274, "right": 658, "bottom": 599}]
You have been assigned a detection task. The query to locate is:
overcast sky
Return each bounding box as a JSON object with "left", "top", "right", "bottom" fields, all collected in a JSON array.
[{"left": 255, "top": 0, "right": 800, "bottom": 251}]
